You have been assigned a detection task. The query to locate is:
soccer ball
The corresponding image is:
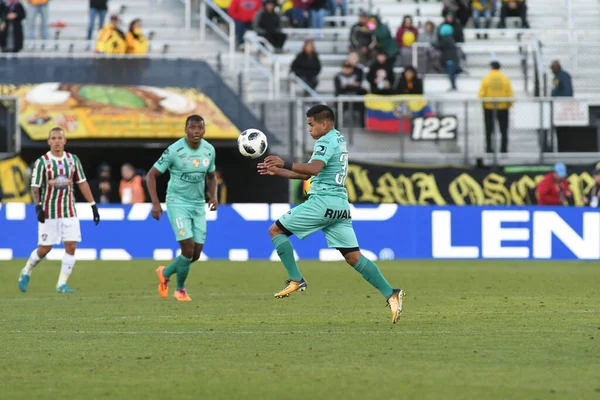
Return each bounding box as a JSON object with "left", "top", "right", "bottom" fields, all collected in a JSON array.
[{"left": 238, "top": 128, "right": 268, "bottom": 159}]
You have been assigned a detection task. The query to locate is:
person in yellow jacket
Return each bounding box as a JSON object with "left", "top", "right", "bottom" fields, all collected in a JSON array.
[
  {"left": 208, "top": 0, "right": 232, "bottom": 23},
  {"left": 96, "top": 14, "right": 126, "bottom": 54},
  {"left": 478, "top": 60, "right": 514, "bottom": 154},
  {"left": 125, "top": 19, "right": 148, "bottom": 55}
]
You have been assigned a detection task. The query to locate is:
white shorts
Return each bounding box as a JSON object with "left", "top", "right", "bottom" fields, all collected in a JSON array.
[{"left": 38, "top": 217, "right": 82, "bottom": 246}]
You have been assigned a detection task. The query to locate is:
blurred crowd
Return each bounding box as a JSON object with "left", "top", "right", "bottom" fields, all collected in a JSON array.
[{"left": 0, "top": 0, "right": 149, "bottom": 54}]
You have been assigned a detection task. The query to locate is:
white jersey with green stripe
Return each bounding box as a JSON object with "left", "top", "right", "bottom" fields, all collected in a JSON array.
[{"left": 31, "top": 151, "right": 87, "bottom": 219}]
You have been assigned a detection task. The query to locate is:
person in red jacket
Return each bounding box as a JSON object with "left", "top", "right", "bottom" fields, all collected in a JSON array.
[
  {"left": 536, "top": 162, "right": 572, "bottom": 205},
  {"left": 228, "top": 0, "right": 262, "bottom": 47}
]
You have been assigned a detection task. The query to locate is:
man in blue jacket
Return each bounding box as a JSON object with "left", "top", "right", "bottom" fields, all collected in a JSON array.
[{"left": 550, "top": 60, "right": 573, "bottom": 97}]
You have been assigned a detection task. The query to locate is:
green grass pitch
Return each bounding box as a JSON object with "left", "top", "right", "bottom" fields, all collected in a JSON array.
[{"left": 1, "top": 259, "right": 599, "bottom": 399}]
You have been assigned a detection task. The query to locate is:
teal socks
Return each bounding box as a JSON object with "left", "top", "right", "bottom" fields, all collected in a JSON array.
[
  {"left": 272, "top": 234, "right": 302, "bottom": 281},
  {"left": 352, "top": 255, "right": 394, "bottom": 298},
  {"left": 162, "top": 255, "right": 192, "bottom": 291}
]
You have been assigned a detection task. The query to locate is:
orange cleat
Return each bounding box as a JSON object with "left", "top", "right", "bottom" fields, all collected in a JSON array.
[
  {"left": 174, "top": 289, "right": 192, "bottom": 302},
  {"left": 156, "top": 266, "right": 169, "bottom": 299}
]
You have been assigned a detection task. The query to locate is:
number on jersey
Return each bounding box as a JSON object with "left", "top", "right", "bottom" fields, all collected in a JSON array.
[
  {"left": 411, "top": 116, "right": 458, "bottom": 141},
  {"left": 335, "top": 153, "right": 348, "bottom": 185}
]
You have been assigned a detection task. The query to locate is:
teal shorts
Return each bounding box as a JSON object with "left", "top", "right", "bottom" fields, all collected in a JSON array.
[
  {"left": 277, "top": 195, "right": 359, "bottom": 249},
  {"left": 166, "top": 204, "right": 206, "bottom": 243}
]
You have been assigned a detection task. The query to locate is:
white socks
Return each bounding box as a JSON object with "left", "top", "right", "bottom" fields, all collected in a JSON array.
[
  {"left": 22, "top": 249, "right": 42, "bottom": 275},
  {"left": 57, "top": 253, "right": 76, "bottom": 287}
]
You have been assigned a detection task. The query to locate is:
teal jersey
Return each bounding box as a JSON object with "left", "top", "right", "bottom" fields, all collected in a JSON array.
[
  {"left": 153, "top": 138, "right": 216, "bottom": 207},
  {"left": 308, "top": 129, "right": 348, "bottom": 199}
]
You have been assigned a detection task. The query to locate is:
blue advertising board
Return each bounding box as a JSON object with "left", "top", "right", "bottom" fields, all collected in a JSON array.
[{"left": 0, "top": 203, "right": 598, "bottom": 261}]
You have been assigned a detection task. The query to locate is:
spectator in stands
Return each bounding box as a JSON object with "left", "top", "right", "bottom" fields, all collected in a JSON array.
[
  {"left": 327, "top": 0, "right": 347, "bottom": 25},
  {"left": 209, "top": 0, "right": 232, "bottom": 24},
  {"left": 395, "top": 66, "right": 423, "bottom": 95},
  {"left": 550, "top": 60, "right": 573, "bottom": 97},
  {"left": 228, "top": 0, "right": 262, "bottom": 48},
  {"left": 367, "top": 51, "right": 394, "bottom": 95},
  {"left": 536, "top": 163, "right": 571, "bottom": 205},
  {"left": 125, "top": 19, "right": 148, "bottom": 55},
  {"left": 478, "top": 61, "right": 514, "bottom": 153},
  {"left": 253, "top": 0, "right": 287, "bottom": 52},
  {"left": 119, "top": 163, "right": 146, "bottom": 204},
  {"left": 367, "top": 15, "right": 398, "bottom": 68},
  {"left": 418, "top": 21, "right": 436, "bottom": 45},
  {"left": 438, "top": 11, "right": 464, "bottom": 43},
  {"left": 87, "top": 0, "right": 108, "bottom": 40},
  {"left": 583, "top": 168, "right": 600, "bottom": 207},
  {"left": 417, "top": 21, "right": 443, "bottom": 74},
  {"left": 442, "top": 0, "right": 470, "bottom": 27},
  {"left": 436, "top": 23, "right": 459, "bottom": 91},
  {"left": 89, "top": 163, "right": 119, "bottom": 204},
  {"left": 309, "top": 0, "right": 327, "bottom": 29},
  {"left": 96, "top": 14, "right": 126, "bottom": 54},
  {"left": 291, "top": 39, "right": 321, "bottom": 90},
  {"left": 472, "top": 0, "right": 496, "bottom": 38},
  {"left": 24, "top": 0, "right": 48, "bottom": 43},
  {"left": 0, "top": 0, "right": 26, "bottom": 53},
  {"left": 498, "top": 0, "right": 529, "bottom": 29},
  {"left": 346, "top": 51, "right": 365, "bottom": 81},
  {"left": 395, "top": 15, "right": 418, "bottom": 67},
  {"left": 349, "top": 10, "right": 375, "bottom": 64},
  {"left": 334, "top": 61, "right": 367, "bottom": 126},
  {"left": 289, "top": 0, "right": 310, "bottom": 28}
]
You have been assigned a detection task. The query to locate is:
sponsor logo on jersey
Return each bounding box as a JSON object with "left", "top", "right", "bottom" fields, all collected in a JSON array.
[
  {"left": 180, "top": 172, "right": 204, "bottom": 183},
  {"left": 193, "top": 159, "right": 200, "bottom": 167},
  {"left": 314, "top": 145, "right": 326, "bottom": 156},
  {"left": 324, "top": 208, "right": 351, "bottom": 219},
  {"left": 203, "top": 158, "right": 209, "bottom": 167},
  {"left": 49, "top": 174, "right": 71, "bottom": 189}
]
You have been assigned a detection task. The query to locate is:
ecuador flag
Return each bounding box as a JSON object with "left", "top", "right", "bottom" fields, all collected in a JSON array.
[{"left": 364, "top": 94, "right": 435, "bottom": 133}]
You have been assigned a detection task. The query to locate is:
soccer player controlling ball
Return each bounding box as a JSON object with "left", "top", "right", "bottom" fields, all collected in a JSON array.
[
  {"left": 146, "top": 115, "right": 218, "bottom": 302},
  {"left": 258, "top": 105, "right": 405, "bottom": 323},
  {"left": 18, "top": 127, "right": 100, "bottom": 294}
]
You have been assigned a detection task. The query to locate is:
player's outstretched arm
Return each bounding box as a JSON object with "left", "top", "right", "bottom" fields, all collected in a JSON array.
[
  {"left": 77, "top": 181, "right": 100, "bottom": 225},
  {"left": 258, "top": 163, "right": 310, "bottom": 180},
  {"left": 146, "top": 167, "right": 164, "bottom": 220},
  {"left": 285, "top": 160, "right": 325, "bottom": 177}
]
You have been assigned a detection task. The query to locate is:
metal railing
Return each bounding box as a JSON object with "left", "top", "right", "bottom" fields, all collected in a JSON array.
[
  {"left": 199, "top": 0, "right": 236, "bottom": 71},
  {"left": 247, "top": 95, "right": 600, "bottom": 166}
]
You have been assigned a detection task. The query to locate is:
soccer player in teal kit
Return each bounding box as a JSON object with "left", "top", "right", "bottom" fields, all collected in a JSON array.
[
  {"left": 146, "top": 115, "right": 218, "bottom": 302},
  {"left": 258, "top": 105, "right": 405, "bottom": 323}
]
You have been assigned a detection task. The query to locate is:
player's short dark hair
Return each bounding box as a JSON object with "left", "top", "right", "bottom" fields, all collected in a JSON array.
[
  {"left": 185, "top": 114, "right": 205, "bottom": 127},
  {"left": 306, "top": 105, "right": 335, "bottom": 123},
  {"left": 48, "top": 127, "right": 65, "bottom": 138}
]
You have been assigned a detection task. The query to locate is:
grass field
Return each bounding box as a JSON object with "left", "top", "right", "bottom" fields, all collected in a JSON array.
[{"left": 1, "top": 259, "right": 599, "bottom": 400}]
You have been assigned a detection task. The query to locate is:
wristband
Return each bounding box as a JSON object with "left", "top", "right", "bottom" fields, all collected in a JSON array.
[{"left": 283, "top": 161, "right": 293, "bottom": 171}]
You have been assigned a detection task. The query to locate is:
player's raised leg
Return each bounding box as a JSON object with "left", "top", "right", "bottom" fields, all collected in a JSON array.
[
  {"left": 324, "top": 220, "right": 405, "bottom": 324},
  {"left": 269, "top": 222, "right": 307, "bottom": 298},
  {"left": 56, "top": 241, "right": 77, "bottom": 293},
  {"left": 19, "top": 246, "right": 52, "bottom": 292}
]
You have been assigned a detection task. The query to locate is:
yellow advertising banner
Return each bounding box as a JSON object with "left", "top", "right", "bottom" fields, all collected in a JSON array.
[
  {"left": 0, "top": 84, "right": 240, "bottom": 140},
  {"left": 0, "top": 155, "right": 32, "bottom": 203}
]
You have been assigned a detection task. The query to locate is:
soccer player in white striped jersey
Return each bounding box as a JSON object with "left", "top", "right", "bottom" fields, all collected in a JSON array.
[{"left": 18, "top": 127, "right": 100, "bottom": 294}]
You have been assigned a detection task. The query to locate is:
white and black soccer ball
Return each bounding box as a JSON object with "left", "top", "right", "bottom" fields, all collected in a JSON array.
[{"left": 238, "top": 128, "right": 268, "bottom": 159}]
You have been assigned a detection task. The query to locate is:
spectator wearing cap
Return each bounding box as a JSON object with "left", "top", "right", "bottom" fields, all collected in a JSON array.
[
  {"left": 0, "top": 0, "right": 26, "bottom": 53},
  {"left": 442, "top": 0, "right": 470, "bottom": 27},
  {"left": 498, "top": 0, "right": 529, "bottom": 29},
  {"left": 584, "top": 168, "right": 600, "bottom": 208},
  {"left": 96, "top": 14, "right": 126, "bottom": 54},
  {"left": 227, "top": 0, "right": 262, "bottom": 48},
  {"left": 472, "top": 0, "right": 496, "bottom": 39},
  {"left": 367, "top": 51, "right": 395, "bottom": 95},
  {"left": 87, "top": 0, "right": 108, "bottom": 40},
  {"left": 479, "top": 61, "right": 513, "bottom": 153},
  {"left": 253, "top": 0, "right": 286, "bottom": 52},
  {"left": 334, "top": 61, "right": 367, "bottom": 127},
  {"left": 24, "top": 0, "right": 48, "bottom": 43},
  {"left": 550, "top": 60, "right": 573, "bottom": 97},
  {"left": 435, "top": 22, "right": 459, "bottom": 91},
  {"left": 438, "top": 11, "right": 464, "bottom": 44},
  {"left": 349, "top": 10, "right": 375, "bottom": 64},
  {"left": 536, "top": 163, "right": 572, "bottom": 206}
]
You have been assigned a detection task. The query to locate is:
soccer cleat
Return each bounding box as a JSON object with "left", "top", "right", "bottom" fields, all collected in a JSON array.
[
  {"left": 18, "top": 274, "right": 30, "bottom": 293},
  {"left": 274, "top": 278, "right": 307, "bottom": 299},
  {"left": 387, "top": 289, "right": 405, "bottom": 324},
  {"left": 56, "top": 284, "right": 75, "bottom": 294},
  {"left": 156, "top": 266, "right": 169, "bottom": 299},
  {"left": 174, "top": 289, "right": 192, "bottom": 302}
]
